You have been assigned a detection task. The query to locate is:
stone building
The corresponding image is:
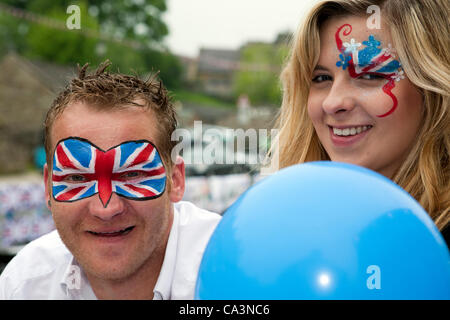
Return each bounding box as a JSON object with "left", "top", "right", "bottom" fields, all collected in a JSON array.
[
  {"left": 196, "top": 48, "right": 239, "bottom": 99},
  {"left": 0, "top": 53, "right": 74, "bottom": 174}
]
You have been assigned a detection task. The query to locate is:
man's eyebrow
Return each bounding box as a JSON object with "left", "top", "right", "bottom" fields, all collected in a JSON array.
[{"left": 313, "top": 65, "right": 330, "bottom": 72}]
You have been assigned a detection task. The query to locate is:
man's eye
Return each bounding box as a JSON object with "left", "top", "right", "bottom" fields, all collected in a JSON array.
[
  {"left": 312, "top": 74, "right": 332, "bottom": 83},
  {"left": 65, "top": 174, "right": 85, "bottom": 182},
  {"left": 358, "top": 73, "right": 387, "bottom": 80},
  {"left": 121, "top": 171, "right": 142, "bottom": 179}
]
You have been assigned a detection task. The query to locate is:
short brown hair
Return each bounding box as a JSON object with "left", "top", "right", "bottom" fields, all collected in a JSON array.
[{"left": 44, "top": 60, "right": 177, "bottom": 172}]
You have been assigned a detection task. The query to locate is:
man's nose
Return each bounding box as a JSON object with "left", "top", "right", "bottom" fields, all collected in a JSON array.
[
  {"left": 321, "top": 77, "right": 357, "bottom": 115},
  {"left": 89, "top": 192, "right": 125, "bottom": 221}
]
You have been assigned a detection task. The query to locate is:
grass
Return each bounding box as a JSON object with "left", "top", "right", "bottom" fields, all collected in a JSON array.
[{"left": 170, "top": 89, "right": 236, "bottom": 109}]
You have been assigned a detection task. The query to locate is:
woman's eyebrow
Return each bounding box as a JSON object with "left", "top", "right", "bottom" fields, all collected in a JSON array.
[{"left": 313, "top": 65, "right": 330, "bottom": 72}]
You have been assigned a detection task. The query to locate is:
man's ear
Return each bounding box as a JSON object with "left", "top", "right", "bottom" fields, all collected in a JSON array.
[
  {"left": 168, "top": 156, "right": 185, "bottom": 203},
  {"left": 43, "top": 163, "right": 52, "bottom": 210}
]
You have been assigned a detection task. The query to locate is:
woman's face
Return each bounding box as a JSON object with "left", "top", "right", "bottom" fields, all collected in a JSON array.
[{"left": 307, "top": 15, "right": 423, "bottom": 178}]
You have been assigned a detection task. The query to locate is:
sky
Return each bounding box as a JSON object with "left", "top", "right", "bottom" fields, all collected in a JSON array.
[{"left": 164, "top": 0, "right": 320, "bottom": 58}]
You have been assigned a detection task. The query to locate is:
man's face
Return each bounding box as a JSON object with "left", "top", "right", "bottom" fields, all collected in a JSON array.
[{"left": 44, "top": 101, "right": 183, "bottom": 282}]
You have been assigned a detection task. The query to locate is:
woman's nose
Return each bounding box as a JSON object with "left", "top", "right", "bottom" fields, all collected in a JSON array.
[{"left": 321, "top": 77, "right": 357, "bottom": 115}]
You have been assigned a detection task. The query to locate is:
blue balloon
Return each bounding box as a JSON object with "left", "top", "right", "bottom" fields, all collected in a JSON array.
[{"left": 195, "top": 161, "right": 450, "bottom": 299}]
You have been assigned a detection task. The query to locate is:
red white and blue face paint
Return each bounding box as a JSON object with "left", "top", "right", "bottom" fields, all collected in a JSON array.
[
  {"left": 335, "top": 24, "right": 405, "bottom": 117},
  {"left": 52, "top": 137, "right": 166, "bottom": 207}
]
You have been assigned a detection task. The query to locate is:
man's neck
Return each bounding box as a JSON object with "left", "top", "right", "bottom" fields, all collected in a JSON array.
[{"left": 88, "top": 246, "right": 166, "bottom": 300}]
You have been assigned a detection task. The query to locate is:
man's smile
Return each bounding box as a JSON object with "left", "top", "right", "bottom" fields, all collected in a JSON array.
[{"left": 86, "top": 226, "right": 135, "bottom": 238}]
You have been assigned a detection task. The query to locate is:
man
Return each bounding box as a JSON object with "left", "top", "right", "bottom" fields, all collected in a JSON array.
[{"left": 0, "top": 61, "right": 221, "bottom": 299}]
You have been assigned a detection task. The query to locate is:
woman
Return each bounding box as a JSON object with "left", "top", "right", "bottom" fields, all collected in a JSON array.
[{"left": 267, "top": 0, "right": 449, "bottom": 241}]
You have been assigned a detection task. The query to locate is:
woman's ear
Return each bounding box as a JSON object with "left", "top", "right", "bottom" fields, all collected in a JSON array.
[
  {"left": 168, "top": 156, "right": 185, "bottom": 203},
  {"left": 43, "top": 164, "right": 52, "bottom": 210}
]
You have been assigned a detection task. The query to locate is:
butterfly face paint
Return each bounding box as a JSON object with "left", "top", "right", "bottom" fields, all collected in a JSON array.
[
  {"left": 335, "top": 24, "right": 405, "bottom": 117},
  {"left": 52, "top": 138, "right": 166, "bottom": 207}
]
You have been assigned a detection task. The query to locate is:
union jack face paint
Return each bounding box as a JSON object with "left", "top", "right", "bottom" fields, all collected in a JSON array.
[
  {"left": 51, "top": 137, "right": 166, "bottom": 207},
  {"left": 335, "top": 24, "right": 404, "bottom": 117}
]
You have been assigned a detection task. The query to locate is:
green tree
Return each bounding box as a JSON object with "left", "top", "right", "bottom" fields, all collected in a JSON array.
[
  {"left": 92, "top": 0, "right": 168, "bottom": 45},
  {"left": 0, "top": 0, "right": 29, "bottom": 56},
  {"left": 0, "top": 0, "right": 182, "bottom": 88},
  {"left": 233, "top": 40, "right": 289, "bottom": 107},
  {"left": 143, "top": 48, "right": 183, "bottom": 89},
  {"left": 24, "top": 0, "right": 168, "bottom": 47},
  {"left": 25, "top": 1, "right": 99, "bottom": 66}
]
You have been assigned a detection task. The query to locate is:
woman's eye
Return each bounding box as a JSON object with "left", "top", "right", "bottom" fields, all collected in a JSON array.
[
  {"left": 358, "top": 73, "right": 387, "bottom": 80},
  {"left": 312, "top": 74, "right": 332, "bottom": 83},
  {"left": 65, "top": 174, "right": 85, "bottom": 182}
]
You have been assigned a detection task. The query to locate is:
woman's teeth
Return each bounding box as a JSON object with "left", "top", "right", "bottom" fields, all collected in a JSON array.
[{"left": 333, "top": 125, "right": 372, "bottom": 136}]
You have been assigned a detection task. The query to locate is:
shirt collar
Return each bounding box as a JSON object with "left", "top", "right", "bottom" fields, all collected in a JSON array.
[
  {"left": 60, "top": 256, "right": 97, "bottom": 299},
  {"left": 153, "top": 205, "right": 179, "bottom": 300}
]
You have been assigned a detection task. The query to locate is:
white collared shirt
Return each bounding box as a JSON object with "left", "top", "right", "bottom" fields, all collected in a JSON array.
[{"left": 0, "top": 201, "right": 221, "bottom": 300}]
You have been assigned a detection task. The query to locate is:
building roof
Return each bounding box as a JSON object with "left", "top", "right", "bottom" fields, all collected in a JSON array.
[
  {"left": 0, "top": 53, "right": 75, "bottom": 93},
  {"left": 26, "top": 58, "right": 75, "bottom": 93},
  {"left": 197, "top": 48, "right": 240, "bottom": 74}
]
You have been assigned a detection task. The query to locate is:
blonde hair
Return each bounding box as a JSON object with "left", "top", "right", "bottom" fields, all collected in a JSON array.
[{"left": 268, "top": 0, "right": 449, "bottom": 230}]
